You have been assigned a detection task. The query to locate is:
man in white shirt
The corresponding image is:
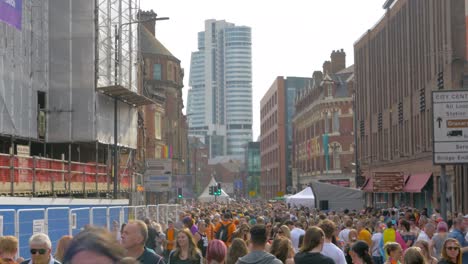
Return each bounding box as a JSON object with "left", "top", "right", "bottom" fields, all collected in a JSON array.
[
  {"left": 371, "top": 223, "right": 384, "bottom": 264},
  {"left": 417, "top": 223, "right": 435, "bottom": 242},
  {"left": 320, "top": 220, "right": 347, "bottom": 264},
  {"left": 290, "top": 221, "right": 306, "bottom": 253},
  {"left": 338, "top": 218, "right": 354, "bottom": 245}
]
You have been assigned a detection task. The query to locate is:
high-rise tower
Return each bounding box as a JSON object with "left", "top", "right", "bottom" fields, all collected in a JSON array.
[{"left": 187, "top": 20, "right": 252, "bottom": 159}]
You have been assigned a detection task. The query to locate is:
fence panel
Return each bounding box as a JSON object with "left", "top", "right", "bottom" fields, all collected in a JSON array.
[
  {"left": 108, "top": 206, "right": 122, "bottom": 233},
  {"left": 17, "top": 209, "right": 46, "bottom": 259},
  {"left": 0, "top": 209, "right": 15, "bottom": 236},
  {"left": 45, "top": 207, "right": 70, "bottom": 254},
  {"left": 90, "top": 207, "right": 108, "bottom": 228},
  {"left": 134, "top": 205, "right": 147, "bottom": 221},
  {"left": 69, "top": 207, "right": 91, "bottom": 236}
]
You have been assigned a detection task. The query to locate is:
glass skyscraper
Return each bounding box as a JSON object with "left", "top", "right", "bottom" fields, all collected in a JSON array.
[{"left": 188, "top": 20, "right": 252, "bottom": 159}]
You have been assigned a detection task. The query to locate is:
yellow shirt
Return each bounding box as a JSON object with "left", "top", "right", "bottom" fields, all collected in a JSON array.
[{"left": 358, "top": 229, "right": 372, "bottom": 246}]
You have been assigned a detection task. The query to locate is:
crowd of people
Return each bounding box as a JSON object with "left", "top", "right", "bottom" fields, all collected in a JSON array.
[{"left": 0, "top": 201, "right": 467, "bottom": 264}]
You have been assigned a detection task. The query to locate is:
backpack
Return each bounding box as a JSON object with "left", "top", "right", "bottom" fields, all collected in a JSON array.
[{"left": 215, "top": 222, "right": 232, "bottom": 242}]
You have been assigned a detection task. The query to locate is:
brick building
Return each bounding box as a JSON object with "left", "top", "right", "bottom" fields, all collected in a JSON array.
[
  {"left": 292, "top": 50, "right": 355, "bottom": 189},
  {"left": 137, "top": 11, "right": 188, "bottom": 203},
  {"left": 260, "top": 77, "right": 312, "bottom": 199},
  {"left": 354, "top": 0, "right": 468, "bottom": 212}
]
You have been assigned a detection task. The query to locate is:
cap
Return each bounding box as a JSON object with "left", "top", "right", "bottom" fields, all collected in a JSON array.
[{"left": 464, "top": 214, "right": 468, "bottom": 219}]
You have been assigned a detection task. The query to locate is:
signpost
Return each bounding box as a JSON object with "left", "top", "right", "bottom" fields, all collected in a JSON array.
[
  {"left": 144, "top": 159, "right": 172, "bottom": 192},
  {"left": 432, "top": 90, "right": 468, "bottom": 164},
  {"left": 432, "top": 89, "right": 468, "bottom": 220}
]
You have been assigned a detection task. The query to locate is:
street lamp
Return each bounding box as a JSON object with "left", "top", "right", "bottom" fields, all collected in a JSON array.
[{"left": 112, "top": 15, "right": 169, "bottom": 199}]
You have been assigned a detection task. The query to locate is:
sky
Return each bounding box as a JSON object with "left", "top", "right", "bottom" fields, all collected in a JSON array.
[{"left": 140, "top": 0, "right": 386, "bottom": 140}]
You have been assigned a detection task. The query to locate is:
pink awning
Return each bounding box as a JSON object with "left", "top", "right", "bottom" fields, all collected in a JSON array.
[{"left": 403, "top": 173, "right": 432, "bottom": 193}]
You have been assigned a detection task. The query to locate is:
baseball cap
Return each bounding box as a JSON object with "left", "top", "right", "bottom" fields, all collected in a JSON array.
[{"left": 464, "top": 214, "right": 468, "bottom": 219}]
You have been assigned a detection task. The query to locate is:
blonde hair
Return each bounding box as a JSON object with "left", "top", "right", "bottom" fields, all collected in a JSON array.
[
  {"left": 441, "top": 238, "right": 462, "bottom": 264},
  {"left": 54, "top": 235, "right": 73, "bottom": 262},
  {"left": 278, "top": 225, "right": 291, "bottom": 239},
  {"left": 0, "top": 236, "right": 18, "bottom": 255},
  {"left": 174, "top": 228, "right": 201, "bottom": 261}
]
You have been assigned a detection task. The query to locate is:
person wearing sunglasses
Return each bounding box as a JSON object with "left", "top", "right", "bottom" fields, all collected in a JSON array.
[
  {"left": 20, "top": 233, "right": 60, "bottom": 264},
  {"left": 439, "top": 238, "right": 462, "bottom": 264}
]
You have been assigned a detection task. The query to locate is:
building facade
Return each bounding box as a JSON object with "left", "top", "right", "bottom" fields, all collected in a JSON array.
[
  {"left": 293, "top": 50, "right": 355, "bottom": 190},
  {"left": 244, "top": 141, "right": 260, "bottom": 198},
  {"left": 355, "top": 0, "right": 468, "bottom": 212},
  {"left": 138, "top": 12, "right": 188, "bottom": 203},
  {"left": 187, "top": 20, "right": 252, "bottom": 160}
]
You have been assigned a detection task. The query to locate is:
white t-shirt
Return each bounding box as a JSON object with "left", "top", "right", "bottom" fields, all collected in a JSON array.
[
  {"left": 338, "top": 228, "right": 351, "bottom": 244},
  {"left": 290, "top": 227, "right": 306, "bottom": 252},
  {"left": 322, "top": 242, "right": 347, "bottom": 264},
  {"left": 371, "top": 233, "right": 383, "bottom": 257},
  {"left": 416, "top": 230, "right": 430, "bottom": 242}
]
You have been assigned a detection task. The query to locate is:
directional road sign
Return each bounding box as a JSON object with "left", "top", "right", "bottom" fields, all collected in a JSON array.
[{"left": 432, "top": 90, "right": 468, "bottom": 164}]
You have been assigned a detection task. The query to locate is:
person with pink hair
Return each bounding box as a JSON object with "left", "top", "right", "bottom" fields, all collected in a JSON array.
[{"left": 206, "top": 239, "right": 227, "bottom": 264}]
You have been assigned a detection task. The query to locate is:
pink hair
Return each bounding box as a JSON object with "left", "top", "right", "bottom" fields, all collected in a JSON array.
[{"left": 206, "top": 239, "right": 227, "bottom": 264}]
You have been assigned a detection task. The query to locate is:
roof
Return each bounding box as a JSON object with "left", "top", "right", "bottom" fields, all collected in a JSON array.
[
  {"left": 140, "top": 26, "right": 175, "bottom": 57},
  {"left": 336, "top": 65, "right": 355, "bottom": 74}
]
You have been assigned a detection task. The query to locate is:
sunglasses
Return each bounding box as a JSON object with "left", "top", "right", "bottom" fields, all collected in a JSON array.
[
  {"left": 30, "top": 249, "right": 47, "bottom": 255},
  {"left": 446, "top": 247, "right": 460, "bottom": 251}
]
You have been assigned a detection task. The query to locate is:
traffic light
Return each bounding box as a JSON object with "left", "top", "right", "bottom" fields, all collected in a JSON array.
[
  {"left": 209, "top": 186, "right": 214, "bottom": 195},
  {"left": 216, "top": 183, "right": 222, "bottom": 195},
  {"left": 177, "top": 188, "right": 183, "bottom": 199},
  {"left": 213, "top": 185, "right": 218, "bottom": 196}
]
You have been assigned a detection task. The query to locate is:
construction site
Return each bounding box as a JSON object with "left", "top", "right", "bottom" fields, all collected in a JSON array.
[{"left": 0, "top": 0, "right": 189, "bottom": 203}]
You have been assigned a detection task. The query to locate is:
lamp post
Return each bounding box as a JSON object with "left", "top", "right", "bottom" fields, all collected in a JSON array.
[{"left": 113, "top": 15, "right": 169, "bottom": 199}]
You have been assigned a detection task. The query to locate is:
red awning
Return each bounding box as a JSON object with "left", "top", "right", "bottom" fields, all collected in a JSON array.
[{"left": 403, "top": 173, "right": 432, "bottom": 193}]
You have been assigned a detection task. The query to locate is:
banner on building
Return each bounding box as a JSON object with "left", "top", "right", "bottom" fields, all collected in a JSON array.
[
  {"left": 323, "top": 134, "right": 329, "bottom": 171},
  {"left": 0, "top": 0, "right": 22, "bottom": 30}
]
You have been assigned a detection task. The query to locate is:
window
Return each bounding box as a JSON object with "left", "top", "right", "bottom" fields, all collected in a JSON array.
[
  {"left": 331, "top": 143, "right": 342, "bottom": 170},
  {"left": 324, "top": 112, "right": 329, "bottom": 133},
  {"left": 153, "top": 64, "right": 162, "bottom": 80},
  {"left": 332, "top": 111, "right": 340, "bottom": 132},
  {"left": 327, "top": 83, "right": 333, "bottom": 98},
  {"left": 155, "top": 113, "right": 162, "bottom": 140}
]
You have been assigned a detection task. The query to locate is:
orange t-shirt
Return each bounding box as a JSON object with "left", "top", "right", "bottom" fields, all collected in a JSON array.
[
  {"left": 166, "top": 228, "right": 176, "bottom": 251},
  {"left": 358, "top": 229, "right": 372, "bottom": 246}
]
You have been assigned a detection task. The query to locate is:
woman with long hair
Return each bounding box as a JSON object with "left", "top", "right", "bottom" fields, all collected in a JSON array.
[
  {"left": 168, "top": 228, "right": 203, "bottom": 264},
  {"left": 294, "top": 227, "right": 334, "bottom": 264},
  {"left": 54, "top": 235, "right": 73, "bottom": 263},
  {"left": 206, "top": 240, "right": 227, "bottom": 264},
  {"left": 384, "top": 242, "right": 403, "bottom": 264},
  {"left": 276, "top": 225, "right": 291, "bottom": 240},
  {"left": 270, "top": 237, "right": 294, "bottom": 264},
  {"left": 226, "top": 238, "right": 248, "bottom": 264},
  {"left": 399, "top": 220, "right": 417, "bottom": 248},
  {"left": 403, "top": 247, "right": 426, "bottom": 264},
  {"left": 438, "top": 238, "right": 462, "bottom": 264},
  {"left": 350, "top": 240, "right": 373, "bottom": 264},
  {"left": 414, "top": 240, "right": 437, "bottom": 264}
]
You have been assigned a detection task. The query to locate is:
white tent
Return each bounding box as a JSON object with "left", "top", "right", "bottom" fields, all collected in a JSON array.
[
  {"left": 198, "top": 177, "right": 230, "bottom": 203},
  {"left": 286, "top": 187, "right": 315, "bottom": 208}
]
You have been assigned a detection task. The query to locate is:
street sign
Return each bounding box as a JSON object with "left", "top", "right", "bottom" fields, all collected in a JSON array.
[
  {"left": 144, "top": 159, "right": 172, "bottom": 192},
  {"left": 432, "top": 90, "right": 468, "bottom": 164}
]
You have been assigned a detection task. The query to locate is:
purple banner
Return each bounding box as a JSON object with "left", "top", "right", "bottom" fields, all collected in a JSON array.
[{"left": 0, "top": 0, "right": 22, "bottom": 30}]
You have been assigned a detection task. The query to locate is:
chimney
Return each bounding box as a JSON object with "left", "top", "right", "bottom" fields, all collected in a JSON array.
[
  {"left": 138, "top": 10, "right": 157, "bottom": 36},
  {"left": 323, "top": 61, "right": 331, "bottom": 75},
  {"left": 312, "top": 71, "right": 323, "bottom": 84},
  {"left": 331, "top": 49, "right": 346, "bottom": 73}
]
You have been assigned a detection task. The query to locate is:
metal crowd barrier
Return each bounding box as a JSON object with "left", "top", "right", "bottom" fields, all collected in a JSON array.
[{"left": 0, "top": 204, "right": 182, "bottom": 259}]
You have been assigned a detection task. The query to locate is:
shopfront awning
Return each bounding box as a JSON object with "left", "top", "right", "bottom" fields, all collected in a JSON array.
[{"left": 403, "top": 173, "right": 432, "bottom": 193}]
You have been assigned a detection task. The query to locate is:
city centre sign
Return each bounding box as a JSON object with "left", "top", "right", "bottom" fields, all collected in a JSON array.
[{"left": 432, "top": 90, "right": 468, "bottom": 164}]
